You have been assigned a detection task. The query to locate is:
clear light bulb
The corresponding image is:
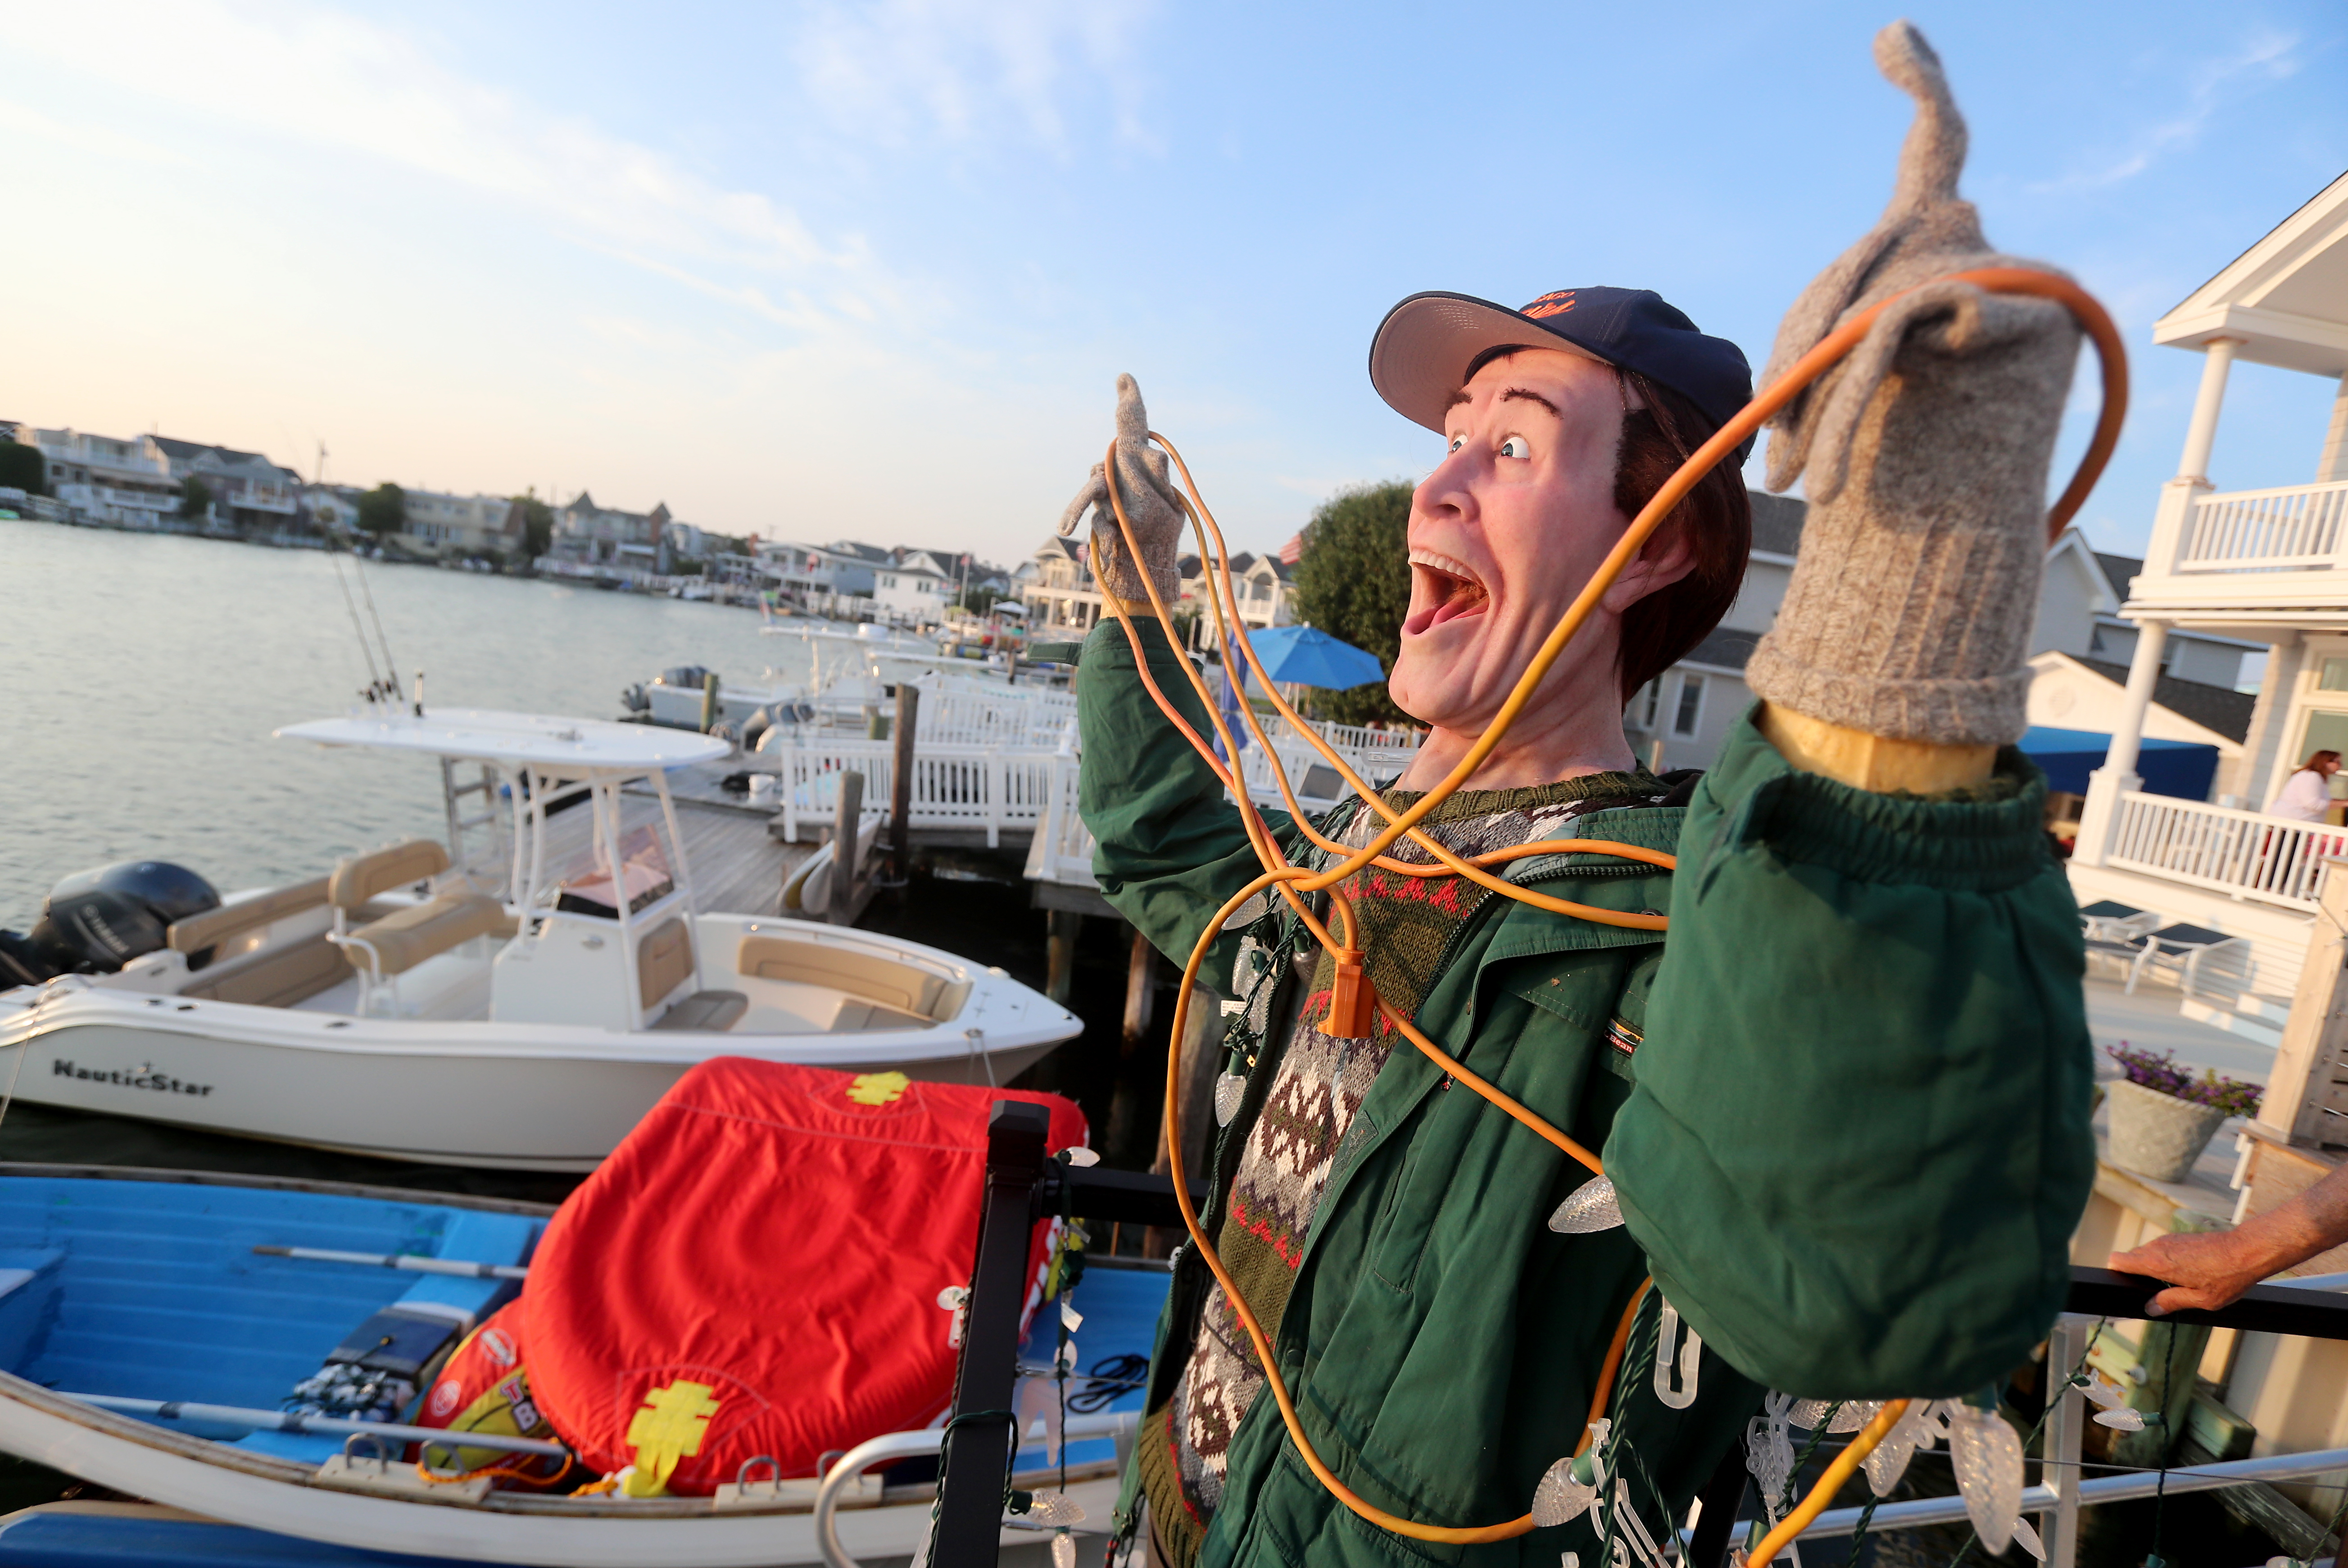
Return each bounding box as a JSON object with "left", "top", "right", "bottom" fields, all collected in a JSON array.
[
  {"left": 2092, "top": 1406, "right": 2145, "bottom": 1432},
  {"left": 1862, "top": 1401, "right": 1935, "bottom": 1497},
  {"left": 1547, "top": 1176, "right": 1623, "bottom": 1234},
  {"left": 1053, "top": 1529, "right": 1077, "bottom": 1568},
  {"left": 1949, "top": 1404, "right": 2025, "bottom": 1556},
  {"left": 1024, "top": 1491, "right": 1087, "bottom": 1527},
  {"left": 1214, "top": 1073, "right": 1247, "bottom": 1126}
]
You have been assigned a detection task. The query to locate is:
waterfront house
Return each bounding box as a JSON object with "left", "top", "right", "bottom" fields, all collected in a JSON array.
[
  {"left": 552, "top": 492, "right": 680, "bottom": 574},
  {"left": 17, "top": 428, "right": 179, "bottom": 527},
  {"left": 2058, "top": 170, "right": 2348, "bottom": 1043},
  {"left": 397, "top": 489, "right": 525, "bottom": 562},
  {"left": 147, "top": 438, "right": 299, "bottom": 533},
  {"left": 872, "top": 548, "right": 954, "bottom": 625}
]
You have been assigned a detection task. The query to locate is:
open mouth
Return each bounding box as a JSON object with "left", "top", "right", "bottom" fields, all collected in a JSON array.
[{"left": 1404, "top": 548, "right": 1490, "bottom": 635}]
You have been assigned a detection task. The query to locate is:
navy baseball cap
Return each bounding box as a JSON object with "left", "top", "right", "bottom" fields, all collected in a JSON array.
[{"left": 1368, "top": 287, "right": 1755, "bottom": 463}]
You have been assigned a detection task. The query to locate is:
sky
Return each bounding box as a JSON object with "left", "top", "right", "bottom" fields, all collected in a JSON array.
[{"left": 6, "top": 0, "right": 2343, "bottom": 569}]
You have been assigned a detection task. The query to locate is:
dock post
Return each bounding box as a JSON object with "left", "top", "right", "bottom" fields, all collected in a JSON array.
[
  {"left": 933, "top": 1099, "right": 1051, "bottom": 1568},
  {"left": 1106, "top": 929, "right": 1160, "bottom": 1160},
  {"left": 1044, "top": 911, "right": 1082, "bottom": 1004},
  {"left": 830, "top": 771, "right": 865, "bottom": 926},
  {"left": 701, "top": 671, "right": 720, "bottom": 733},
  {"left": 892, "top": 683, "right": 920, "bottom": 879}
]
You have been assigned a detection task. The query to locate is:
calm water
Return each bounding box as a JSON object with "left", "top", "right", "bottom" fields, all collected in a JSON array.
[{"left": 0, "top": 519, "right": 809, "bottom": 927}]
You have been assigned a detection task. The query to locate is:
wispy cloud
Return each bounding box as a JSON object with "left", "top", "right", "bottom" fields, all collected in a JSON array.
[
  {"left": 2030, "top": 29, "right": 2302, "bottom": 193},
  {"left": 792, "top": 0, "right": 1160, "bottom": 156},
  {"left": 6, "top": 0, "right": 859, "bottom": 285}
]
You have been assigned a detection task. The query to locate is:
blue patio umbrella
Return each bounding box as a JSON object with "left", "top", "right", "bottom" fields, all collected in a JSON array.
[{"left": 1234, "top": 625, "right": 1387, "bottom": 690}]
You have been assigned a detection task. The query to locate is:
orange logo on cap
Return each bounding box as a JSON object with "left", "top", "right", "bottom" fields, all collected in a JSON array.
[{"left": 1523, "top": 290, "right": 1577, "bottom": 320}]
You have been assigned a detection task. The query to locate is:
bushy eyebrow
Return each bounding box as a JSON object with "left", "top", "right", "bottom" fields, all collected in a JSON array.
[{"left": 1443, "top": 386, "right": 1563, "bottom": 419}]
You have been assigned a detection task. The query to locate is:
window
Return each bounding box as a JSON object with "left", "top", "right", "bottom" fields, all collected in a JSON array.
[
  {"left": 2320, "top": 658, "right": 2348, "bottom": 692},
  {"left": 1640, "top": 680, "right": 1662, "bottom": 731},
  {"left": 1672, "top": 674, "right": 1705, "bottom": 738}
]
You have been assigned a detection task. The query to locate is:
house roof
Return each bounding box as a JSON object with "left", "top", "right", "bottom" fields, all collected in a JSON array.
[
  {"left": 2094, "top": 552, "right": 2141, "bottom": 603},
  {"left": 2076, "top": 656, "right": 2256, "bottom": 743},
  {"left": 1748, "top": 492, "right": 1806, "bottom": 557},
  {"left": 2154, "top": 169, "right": 2348, "bottom": 375},
  {"left": 150, "top": 435, "right": 274, "bottom": 467}
]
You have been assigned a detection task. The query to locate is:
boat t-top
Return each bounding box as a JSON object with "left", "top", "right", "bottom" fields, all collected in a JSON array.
[{"left": 0, "top": 705, "right": 1079, "bottom": 1170}]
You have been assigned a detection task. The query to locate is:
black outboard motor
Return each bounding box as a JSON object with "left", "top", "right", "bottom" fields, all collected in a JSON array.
[{"left": 0, "top": 861, "right": 222, "bottom": 985}]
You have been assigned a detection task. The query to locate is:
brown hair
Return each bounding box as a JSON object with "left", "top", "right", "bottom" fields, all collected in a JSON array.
[
  {"left": 1611, "top": 369, "right": 1750, "bottom": 700},
  {"left": 1457, "top": 346, "right": 1750, "bottom": 702},
  {"left": 2302, "top": 750, "right": 2342, "bottom": 773}
]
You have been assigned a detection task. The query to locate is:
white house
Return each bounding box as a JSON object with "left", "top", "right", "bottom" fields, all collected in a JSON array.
[
  {"left": 2062, "top": 169, "right": 2348, "bottom": 1026},
  {"left": 872, "top": 548, "right": 954, "bottom": 625},
  {"left": 18, "top": 428, "right": 179, "bottom": 526},
  {"left": 399, "top": 489, "right": 523, "bottom": 560}
]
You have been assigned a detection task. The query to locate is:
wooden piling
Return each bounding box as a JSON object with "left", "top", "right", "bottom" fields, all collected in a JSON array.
[
  {"left": 1044, "top": 910, "right": 1083, "bottom": 1004},
  {"left": 830, "top": 770, "right": 864, "bottom": 926},
  {"left": 891, "top": 683, "right": 920, "bottom": 878}
]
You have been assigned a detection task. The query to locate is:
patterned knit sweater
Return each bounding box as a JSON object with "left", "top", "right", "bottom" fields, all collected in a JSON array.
[{"left": 1139, "top": 770, "right": 1670, "bottom": 1567}]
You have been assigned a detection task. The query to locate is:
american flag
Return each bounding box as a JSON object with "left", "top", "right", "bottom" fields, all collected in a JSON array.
[{"left": 1278, "top": 531, "right": 1305, "bottom": 565}]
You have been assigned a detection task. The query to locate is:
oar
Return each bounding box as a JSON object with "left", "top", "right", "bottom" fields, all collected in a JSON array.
[
  {"left": 252, "top": 1245, "right": 526, "bottom": 1281},
  {"left": 63, "top": 1393, "right": 567, "bottom": 1458}
]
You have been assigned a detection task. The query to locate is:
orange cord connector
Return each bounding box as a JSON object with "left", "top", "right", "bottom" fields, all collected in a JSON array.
[{"left": 1092, "top": 269, "right": 2124, "bottom": 1545}]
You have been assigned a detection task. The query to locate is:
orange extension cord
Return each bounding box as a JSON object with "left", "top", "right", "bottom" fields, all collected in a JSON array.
[{"left": 1084, "top": 268, "right": 2125, "bottom": 1550}]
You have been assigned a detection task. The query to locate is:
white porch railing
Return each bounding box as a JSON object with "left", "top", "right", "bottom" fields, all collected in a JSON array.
[
  {"left": 1024, "top": 755, "right": 1097, "bottom": 888},
  {"left": 2107, "top": 791, "right": 2341, "bottom": 911},
  {"left": 2176, "top": 478, "right": 2348, "bottom": 573}
]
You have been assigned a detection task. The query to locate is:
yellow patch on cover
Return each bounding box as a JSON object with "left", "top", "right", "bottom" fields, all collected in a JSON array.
[
  {"left": 622, "top": 1380, "right": 721, "bottom": 1496},
  {"left": 846, "top": 1071, "right": 911, "bottom": 1106}
]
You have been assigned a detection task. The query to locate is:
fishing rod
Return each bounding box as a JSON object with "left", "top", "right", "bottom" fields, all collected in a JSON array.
[{"left": 1082, "top": 264, "right": 2128, "bottom": 1556}]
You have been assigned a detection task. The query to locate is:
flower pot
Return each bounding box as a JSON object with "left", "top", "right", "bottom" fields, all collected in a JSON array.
[{"left": 2105, "top": 1078, "right": 2228, "bottom": 1184}]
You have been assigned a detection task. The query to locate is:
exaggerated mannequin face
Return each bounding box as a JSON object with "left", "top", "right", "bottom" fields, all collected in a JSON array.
[{"left": 1388, "top": 348, "right": 1692, "bottom": 787}]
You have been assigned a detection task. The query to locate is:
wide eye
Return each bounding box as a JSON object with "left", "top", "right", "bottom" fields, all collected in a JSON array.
[
  {"left": 1499, "top": 435, "right": 1532, "bottom": 460},
  {"left": 1447, "top": 434, "right": 1466, "bottom": 454}
]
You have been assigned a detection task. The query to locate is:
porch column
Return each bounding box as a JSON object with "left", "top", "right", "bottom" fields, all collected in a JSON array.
[
  {"left": 2075, "top": 619, "right": 2169, "bottom": 867},
  {"left": 2178, "top": 338, "right": 2242, "bottom": 484},
  {"left": 2321, "top": 373, "right": 2348, "bottom": 484}
]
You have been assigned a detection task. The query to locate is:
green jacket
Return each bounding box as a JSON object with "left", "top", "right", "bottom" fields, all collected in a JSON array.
[{"left": 1077, "top": 619, "right": 2094, "bottom": 1568}]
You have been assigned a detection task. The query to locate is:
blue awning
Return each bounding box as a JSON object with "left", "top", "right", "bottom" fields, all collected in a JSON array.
[{"left": 2017, "top": 726, "right": 2217, "bottom": 801}]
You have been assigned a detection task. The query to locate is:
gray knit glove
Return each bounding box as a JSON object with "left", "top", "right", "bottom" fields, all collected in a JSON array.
[
  {"left": 1058, "top": 373, "right": 1187, "bottom": 607},
  {"left": 1744, "top": 22, "right": 2083, "bottom": 747}
]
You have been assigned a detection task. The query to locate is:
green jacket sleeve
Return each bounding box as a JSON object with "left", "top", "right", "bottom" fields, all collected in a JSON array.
[
  {"left": 1075, "top": 617, "right": 1296, "bottom": 982},
  {"left": 1606, "top": 705, "right": 2094, "bottom": 1398}
]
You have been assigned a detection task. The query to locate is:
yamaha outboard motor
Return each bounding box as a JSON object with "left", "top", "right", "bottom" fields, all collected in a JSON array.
[{"left": 0, "top": 861, "right": 222, "bottom": 984}]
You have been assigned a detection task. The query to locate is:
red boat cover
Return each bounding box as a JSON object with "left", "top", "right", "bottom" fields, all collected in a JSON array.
[{"left": 521, "top": 1057, "right": 1087, "bottom": 1493}]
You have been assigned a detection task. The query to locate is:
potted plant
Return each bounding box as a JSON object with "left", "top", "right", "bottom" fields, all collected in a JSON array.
[{"left": 2103, "top": 1044, "right": 2263, "bottom": 1184}]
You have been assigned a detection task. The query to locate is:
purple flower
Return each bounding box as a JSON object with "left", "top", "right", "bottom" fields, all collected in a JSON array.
[{"left": 2105, "top": 1043, "right": 2262, "bottom": 1119}]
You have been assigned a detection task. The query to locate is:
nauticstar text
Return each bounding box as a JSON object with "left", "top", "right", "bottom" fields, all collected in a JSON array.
[{"left": 52, "top": 1060, "right": 213, "bottom": 1096}]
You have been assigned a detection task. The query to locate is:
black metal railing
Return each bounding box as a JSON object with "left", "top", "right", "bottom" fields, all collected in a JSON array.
[{"left": 931, "top": 1101, "right": 2348, "bottom": 1568}]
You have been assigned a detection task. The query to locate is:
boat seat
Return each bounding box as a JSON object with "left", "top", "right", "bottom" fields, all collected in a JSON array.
[
  {"left": 166, "top": 877, "right": 331, "bottom": 961},
  {"left": 737, "top": 936, "right": 969, "bottom": 1022},
  {"left": 636, "top": 918, "right": 695, "bottom": 1011},
  {"left": 648, "top": 990, "right": 749, "bottom": 1033},
  {"left": 828, "top": 999, "right": 934, "bottom": 1032},
  {"left": 338, "top": 894, "right": 510, "bottom": 977},
  {"left": 329, "top": 840, "right": 452, "bottom": 912},
  {"left": 180, "top": 934, "right": 351, "bottom": 1008}
]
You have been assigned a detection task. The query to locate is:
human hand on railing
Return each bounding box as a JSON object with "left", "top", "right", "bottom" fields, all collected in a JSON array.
[
  {"left": 2109, "top": 1228, "right": 2274, "bottom": 1316},
  {"left": 1056, "top": 373, "right": 1187, "bottom": 610}
]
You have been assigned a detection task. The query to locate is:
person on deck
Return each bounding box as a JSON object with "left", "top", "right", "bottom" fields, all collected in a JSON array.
[
  {"left": 2266, "top": 750, "right": 2341, "bottom": 823},
  {"left": 1068, "top": 29, "right": 2094, "bottom": 1568}
]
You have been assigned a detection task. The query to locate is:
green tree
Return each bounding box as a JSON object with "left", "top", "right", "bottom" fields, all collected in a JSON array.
[
  {"left": 178, "top": 475, "right": 214, "bottom": 521},
  {"left": 1288, "top": 479, "right": 1415, "bottom": 726},
  {"left": 512, "top": 489, "right": 554, "bottom": 561},
  {"left": 959, "top": 584, "right": 1005, "bottom": 615},
  {"left": 0, "top": 441, "right": 45, "bottom": 497},
  {"left": 356, "top": 482, "right": 406, "bottom": 539}
]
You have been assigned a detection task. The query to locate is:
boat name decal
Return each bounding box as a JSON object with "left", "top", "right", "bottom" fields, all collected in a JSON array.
[{"left": 52, "top": 1059, "right": 213, "bottom": 1096}]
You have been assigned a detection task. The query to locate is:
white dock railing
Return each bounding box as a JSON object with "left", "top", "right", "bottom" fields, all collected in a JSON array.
[
  {"left": 773, "top": 741, "right": 1061, "bottom": 849},
  {"left": 2176, "top": 478, "right": 2348, "bottom": 573},
  {"left": 2107, "top": 791, "right": 2342, "bottom": 911},
  {"left": 1024, "top": 755, "right": 1097, "bottom": 888}
]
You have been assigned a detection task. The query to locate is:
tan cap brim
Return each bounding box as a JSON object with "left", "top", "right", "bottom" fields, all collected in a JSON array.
[{"left": 1368, "top": 292, "right": 1612, "bottom": 434}]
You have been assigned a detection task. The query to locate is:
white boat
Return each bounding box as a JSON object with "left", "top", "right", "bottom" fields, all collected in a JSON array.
[{"left": 0, "top": 708, "right": 1080, "bottom": 1170}]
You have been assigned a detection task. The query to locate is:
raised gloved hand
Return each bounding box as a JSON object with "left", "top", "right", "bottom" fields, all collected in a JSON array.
[
  {"left": 1058, "top": 373, "right": 1188, "bottom": 609},
  {"left": 1745, "top": 21, "right": 2083, "bottom": 747}
]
